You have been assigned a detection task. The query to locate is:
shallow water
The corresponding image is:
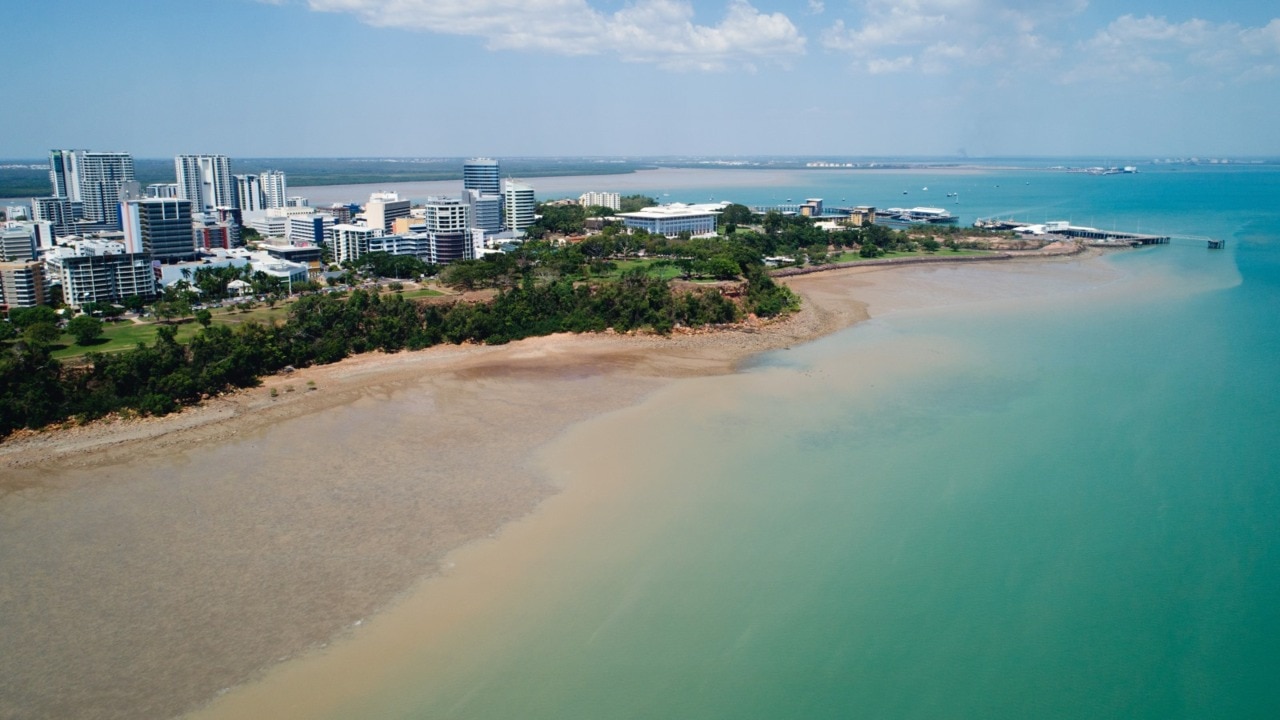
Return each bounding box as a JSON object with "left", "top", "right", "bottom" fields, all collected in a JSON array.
[{"left": 193, "top": 166, "right": 1280, "bottom": 719}]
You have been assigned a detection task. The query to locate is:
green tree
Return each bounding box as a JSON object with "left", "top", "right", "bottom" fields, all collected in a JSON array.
[
  {"left": 619, "top": 195, "right": 658, "bottom": 213},
  {"left": 195, "top": 309, "right": 213, "bottom": 328},
  {"left": 23, "top": 322, "right": 62, "bottom": 346},
  {"left": 66, "top": 315, "right": 104, "bottom": 346},
  {"left": 719, "top": 203, "right": 755, "bottom": 227},
  {"left": 9, "top": 305, "right": 59, "bottom": 330}
]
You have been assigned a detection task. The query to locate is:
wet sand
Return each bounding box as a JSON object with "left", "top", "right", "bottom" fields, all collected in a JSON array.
[{"left": 0, "top": 252, "right": 1113, "bottom": 720}]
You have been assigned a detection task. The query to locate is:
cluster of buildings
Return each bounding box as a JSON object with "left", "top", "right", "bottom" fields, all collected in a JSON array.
[
  {"left": 2, "top": 149, "right": 788, "bottom": 312},
  {"left": 1, "top": 153, "right": 546, "bottom": 311}
]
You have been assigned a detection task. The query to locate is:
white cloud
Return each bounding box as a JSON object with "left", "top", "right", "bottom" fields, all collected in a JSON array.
[
  {"left": 807, "top": 1, "right": 825, "bottom": 15},
  {"left": 821, "top": 0, "right": 1083, "bottom": 75},
  {"left": 301, "top": 0, "right": 804, "bottom": 71},
  {"left": 1061, "top": 15, "right": 1280, "bottom": 85}
]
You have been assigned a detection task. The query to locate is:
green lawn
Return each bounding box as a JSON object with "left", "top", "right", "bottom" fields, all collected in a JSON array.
[
  {"left": 50, "top": 304, "right": 295, "bottom": 361},
  {"left": 591, "top": 258, "right": 692, "bottom": 282},
  {"left": 50, "top": 320, "right": 204, "bottom": 360},
  {"left": 396, "top": 287, "right": 446, "bottom": 300}
]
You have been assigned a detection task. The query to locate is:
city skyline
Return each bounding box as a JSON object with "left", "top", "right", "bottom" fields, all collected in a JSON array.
[{"left": 2, "top": 1, "right": 1277, "bottom": 159}]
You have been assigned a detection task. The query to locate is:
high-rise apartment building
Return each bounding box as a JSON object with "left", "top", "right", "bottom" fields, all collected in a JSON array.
[
  {"left": 175, "top": 155, "right": 234, "bottom": 214},
  {"left": 503, "top": 181, "right": 536, "bottom": 232},
  {"left": 59, "top": 253, "right": 156, "bottom": 308},
  {"left": 235, "top": 174, "right": 264, "bottom": 212},
  {"left": 77, "top": 152, "right": 135, "bottom": 228},
  {"left": 0, "top": 224, "right": 37, "bottom": 262},
  {"left": 579, "top": 191, "right": 621, "bottom": 211},
  {"left": 121, "top": 198, "right": 196, "bottom": 262},
  {"left": 49, "top": 149, "right": 83, "bottom": 200},
  {"left": 261, "top": 171, "right": 288, "bottom": 209},
  {"left": 330, "top": 224, "right": 382, "bottom": 264},
  {"left": 30, "top": 196, "right": 80, "bottom": 236},
  {"left": 0, "top": 261, "right": 47, "bottom": 308}
]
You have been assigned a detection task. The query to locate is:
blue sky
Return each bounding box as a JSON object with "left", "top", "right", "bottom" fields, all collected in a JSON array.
[{"left": 4, "top": 0, "right": 1277, "bottom": 158}]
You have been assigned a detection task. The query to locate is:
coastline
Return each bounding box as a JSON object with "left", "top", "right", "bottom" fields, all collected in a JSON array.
[{"left": 0, "top": 250, "right": 1113, "bottom": 720}]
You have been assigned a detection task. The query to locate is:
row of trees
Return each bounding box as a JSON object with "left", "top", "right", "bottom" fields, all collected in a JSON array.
[{"left": 1, "top": 254, "right": 796, "bottom": 437}]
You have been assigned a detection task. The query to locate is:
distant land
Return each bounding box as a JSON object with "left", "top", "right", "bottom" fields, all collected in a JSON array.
[{"left": 2, "top": 155, "right": 1276, "bottom": 200}]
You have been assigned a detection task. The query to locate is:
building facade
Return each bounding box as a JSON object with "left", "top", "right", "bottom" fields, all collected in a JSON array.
[
  {"left": 330, "top": 223, "right": 382, "bottom": 264},
  {"left": 59, "top": 253, "right": 157, "bottom": 308},
  {"left": 235, "top": 174, "right": 264, "bottom": 212},
  {"left": 463, "top": 158, "right": 501, "bottom": 196},
  {"left": 77, "top": 151, "right": 135, "bottom": 228},
  {"left": 422, "top": 197, "right": 473, "bottom": 264},
  {"left": 364, "top": 192, "right": 410, "bottom": 233},
  {"left": 121, "top": 198, "right": 196, "bottom": 261},
  {"left": 0, "top": 262, "right": 47, "bottom": 309},
  {"left": 618, "top": 203, "right": 723, "bottom": 237},
  {"left": 503, "top": 181, "right": 536, "bottom": 233},
  {"left": 579, "top": 191, "right": 621, "bottom": 211},
  {"left": 261, "top": 171, "right": 288, "bottom": 210},
  {"left": 0, "top": 224, "right": 37, "bottom": 261},
  {"left": 49, "top": 149, "right": 83, "bottom": 200},
  {"left": 287, "top": 214, "right": 335, "bottom": 246},
  {"left": 175, "top": 155, "right": 234, "bottom": 214}
]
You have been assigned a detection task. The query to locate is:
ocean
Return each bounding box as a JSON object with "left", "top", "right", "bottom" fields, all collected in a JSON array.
[{"left": 215, "top": 165, "right": 1280, "bottom": 719}]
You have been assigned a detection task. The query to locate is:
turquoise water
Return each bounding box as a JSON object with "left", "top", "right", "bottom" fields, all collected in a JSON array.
[{"left": 346, "top": 167, "right": 1280, "bottom": 719}]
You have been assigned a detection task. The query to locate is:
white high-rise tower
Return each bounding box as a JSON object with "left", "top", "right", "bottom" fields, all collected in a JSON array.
[
  {"left": 261, "top": 170, "right": 287, "bottom": 210},
  {"left": 175, "top": 155, "right": 234, "bottom": 213}
]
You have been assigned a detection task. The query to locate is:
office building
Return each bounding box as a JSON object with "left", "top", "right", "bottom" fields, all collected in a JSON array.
[
  {"left": 503, "top": 181, "right": 536, "bottom": 232},
  {"left": 463, "top": 158, "right": 501, "bottom": 196},
  {"left": 618, "top": 203, "right": 723, "bottom": 237},
  {"left": 175, "top": 155, "right": 234, "bottom": 214},
  {"left": 261, "top": 171, "right": 288, "bottom": 209},
  {"left": 464, "top": 188, "right": 503, "bottom": 235},
  {"left": 364, "top": 192, "right": 410, "bottom": 233},
  {"left": 121, "top": 198, "right": 196, "bottom": 261},
  {"left": 422, "top": 197, "right": 472, "bottom": 264},
  {"left": 287, "top": 213, "right": 335, "bottom": 246}
]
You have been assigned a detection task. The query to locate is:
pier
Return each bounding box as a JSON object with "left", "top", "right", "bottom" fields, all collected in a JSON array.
[{"left": 975, "top": 218, "right": 1170, "bottom": 246}]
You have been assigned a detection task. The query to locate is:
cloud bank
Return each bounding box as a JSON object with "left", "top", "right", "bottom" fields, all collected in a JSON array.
[{"left": 302, "top": 0, "right": 805, "bottom": 71}]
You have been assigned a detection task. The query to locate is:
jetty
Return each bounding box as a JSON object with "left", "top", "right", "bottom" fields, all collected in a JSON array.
[{"left": 975, "top": 218, "right": 1170, "bottom": 247}]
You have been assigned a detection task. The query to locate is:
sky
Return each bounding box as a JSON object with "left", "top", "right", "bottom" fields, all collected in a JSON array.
[{"left": 3, "top": 0, "right": 1278, "bottom": 159}]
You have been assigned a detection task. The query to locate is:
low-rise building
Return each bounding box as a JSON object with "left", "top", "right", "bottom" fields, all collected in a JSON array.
[{"left": 618, "top": 202, "right": 725, "bottom": 237}]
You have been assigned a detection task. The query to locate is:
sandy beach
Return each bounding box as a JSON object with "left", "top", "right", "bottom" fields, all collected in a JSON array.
[{"left": 0, "top": 251, "right": 1113, "bottom": 720}]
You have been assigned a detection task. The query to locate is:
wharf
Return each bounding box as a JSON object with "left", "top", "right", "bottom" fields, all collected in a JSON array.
[{"left": 975, "top": 218, "right": 1170, "bottom": 247}]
